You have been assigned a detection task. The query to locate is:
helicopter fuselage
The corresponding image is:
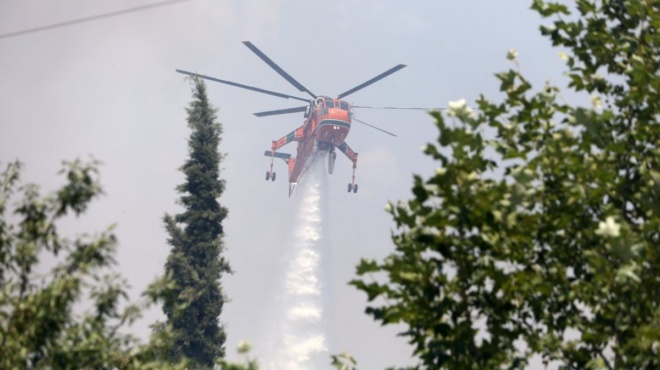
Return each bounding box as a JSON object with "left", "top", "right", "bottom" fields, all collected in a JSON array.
[
  {"left": 275, "top": 97, "right": 354, "bottom": 193},
  {"left": 177, "top": 41, "right": 405, "bottom": 196}
]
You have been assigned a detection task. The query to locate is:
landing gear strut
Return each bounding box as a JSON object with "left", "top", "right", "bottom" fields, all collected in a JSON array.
[
  {"left": 347, "top": 164, "right": 358, "bottom": 193},
  {"left": 266, "top": 146, "right": 276, "bottom": 181}
]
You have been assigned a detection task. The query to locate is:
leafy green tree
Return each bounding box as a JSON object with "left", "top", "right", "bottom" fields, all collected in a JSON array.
[
  {"left": 218, "top": 341, "right": 259, "bottom": 370},
  {"left": 352, "top": 1, "right": 660, "bottom": 369},
  {"left": 162, "top": 77, "right": 231, "bottom": 368},
  {"left": 331, "top": 352, "right": 358, "bottom": 370},
  {"left": 0, "top": 160, "right": 187, "bottom": 369}
]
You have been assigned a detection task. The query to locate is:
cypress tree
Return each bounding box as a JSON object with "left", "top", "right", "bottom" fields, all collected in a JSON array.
[{"left": 162, "top": 77, "right": 231, "bottom": 368}]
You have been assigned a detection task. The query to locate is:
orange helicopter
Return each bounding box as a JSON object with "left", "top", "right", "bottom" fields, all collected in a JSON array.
[{"left": 177, "top": 41, "right": 408, "bottom": 196}]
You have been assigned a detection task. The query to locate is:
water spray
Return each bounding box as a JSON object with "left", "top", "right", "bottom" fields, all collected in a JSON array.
[{"left": 268, "top": 156, "right": 329, "bottom": 369}]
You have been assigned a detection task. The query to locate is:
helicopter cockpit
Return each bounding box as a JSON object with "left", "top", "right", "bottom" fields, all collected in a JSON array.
[
  {"left": 324, "top": 98, "right": 349, "bottom": 111},
  {"left": 308, "top": 97, "right": 351, "bottom": 117}
]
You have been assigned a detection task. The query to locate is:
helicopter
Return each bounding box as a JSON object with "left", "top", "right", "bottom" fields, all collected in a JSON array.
[{"left": 176, "top": 41, "right": 407, "bottom": 196}]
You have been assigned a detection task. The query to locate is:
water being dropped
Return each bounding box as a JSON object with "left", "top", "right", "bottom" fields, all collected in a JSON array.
[{"left": 267, "top": 157, "right": 329, "bottom": 370}]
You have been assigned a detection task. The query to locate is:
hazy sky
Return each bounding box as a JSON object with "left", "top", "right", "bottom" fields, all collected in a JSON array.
[{"left": 1, "top": 1, "right": 570, "bottom": 368}]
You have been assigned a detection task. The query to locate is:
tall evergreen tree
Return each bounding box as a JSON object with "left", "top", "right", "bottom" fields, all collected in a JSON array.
[{"left": 163, "top": 77, "right": 231, "bottom": 368}]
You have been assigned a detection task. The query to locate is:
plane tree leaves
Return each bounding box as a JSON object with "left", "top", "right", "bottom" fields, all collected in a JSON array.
[
  {"left": 352, "top": 1, "right": 660, "bottom": 369},
  {"left": 0, "top": 161, "right": 188, "bottom": 369},
  {"left": 0, "top": 87, "right": 254, "bottom": 369}
]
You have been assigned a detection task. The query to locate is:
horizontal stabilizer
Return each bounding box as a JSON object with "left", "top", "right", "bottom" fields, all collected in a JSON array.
[
  {"left": 265, "top": 151, "right": 291, "bottom": 164},
  {"left": 264, "top": 151, "right": 291, "bottom": 160}
]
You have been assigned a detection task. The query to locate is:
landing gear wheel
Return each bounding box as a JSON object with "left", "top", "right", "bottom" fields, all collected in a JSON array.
[
  {"left": 353, "top": 184, "right": 358, "bottom": 193},
  {"left": 266, "top": 171, "right": 270, "bottom": 181},
  {"left": 347, "top": 183, "right": 353, "bottom": 192},
  {"left": 272, "top": 172, "right": 276, "bottom": 181}
]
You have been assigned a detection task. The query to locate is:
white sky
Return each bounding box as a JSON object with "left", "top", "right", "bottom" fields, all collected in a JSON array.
[{"left": 0, "top": 1, "right": 570, "bottom": 368}]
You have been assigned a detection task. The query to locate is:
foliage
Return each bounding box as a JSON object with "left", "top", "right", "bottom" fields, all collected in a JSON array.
[
  {"left": 162, "top": 77, "right": 232, "bottom": 368},
  {"left": 0, "top": 160, "right": 187, "bottom": 369},
  {"left": 331, "top": 352, "right": 358, "bottom": 370},
  {"left": 352, "top": 0, "right": 660, "bottom": 369},
  {"left": 217, "top": 341, "right": 259, "bottom": 370}
]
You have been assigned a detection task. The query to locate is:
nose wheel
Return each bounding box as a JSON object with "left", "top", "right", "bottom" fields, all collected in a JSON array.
[{"left": 265, "top": 171, "right": 276, "bottom": 181}]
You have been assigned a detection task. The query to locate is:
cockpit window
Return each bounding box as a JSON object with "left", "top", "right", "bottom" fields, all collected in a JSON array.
[
  {"left": 325, "top": 99, "right": 335, "bottom": 108},
  {"left": 339, "top": 101, "right": 349, "bottom": 110}
]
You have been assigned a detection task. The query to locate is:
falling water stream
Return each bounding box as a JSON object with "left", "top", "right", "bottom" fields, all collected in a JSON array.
[{"left": 267, "top": 156, "right": 329, "bottom": 370}]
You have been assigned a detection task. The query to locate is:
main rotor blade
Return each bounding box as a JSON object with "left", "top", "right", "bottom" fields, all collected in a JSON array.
[
  {"left": 337, "top": 64, "right": 407, "bottom": 99},
  {"left": 176, "top": 69, "right": 310, "bottom": 103},
  {"left": 352, "top": 105, "right": 442, "bottom": 110},
  {"left": 254, "top": 106, "right": 307, "bottom": 117},
  {"left": 352, "top": 118, "right": 397, "bottom": 137},
  {"left": 243, "top": 41, "right": 317, "bottom": 99}
]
